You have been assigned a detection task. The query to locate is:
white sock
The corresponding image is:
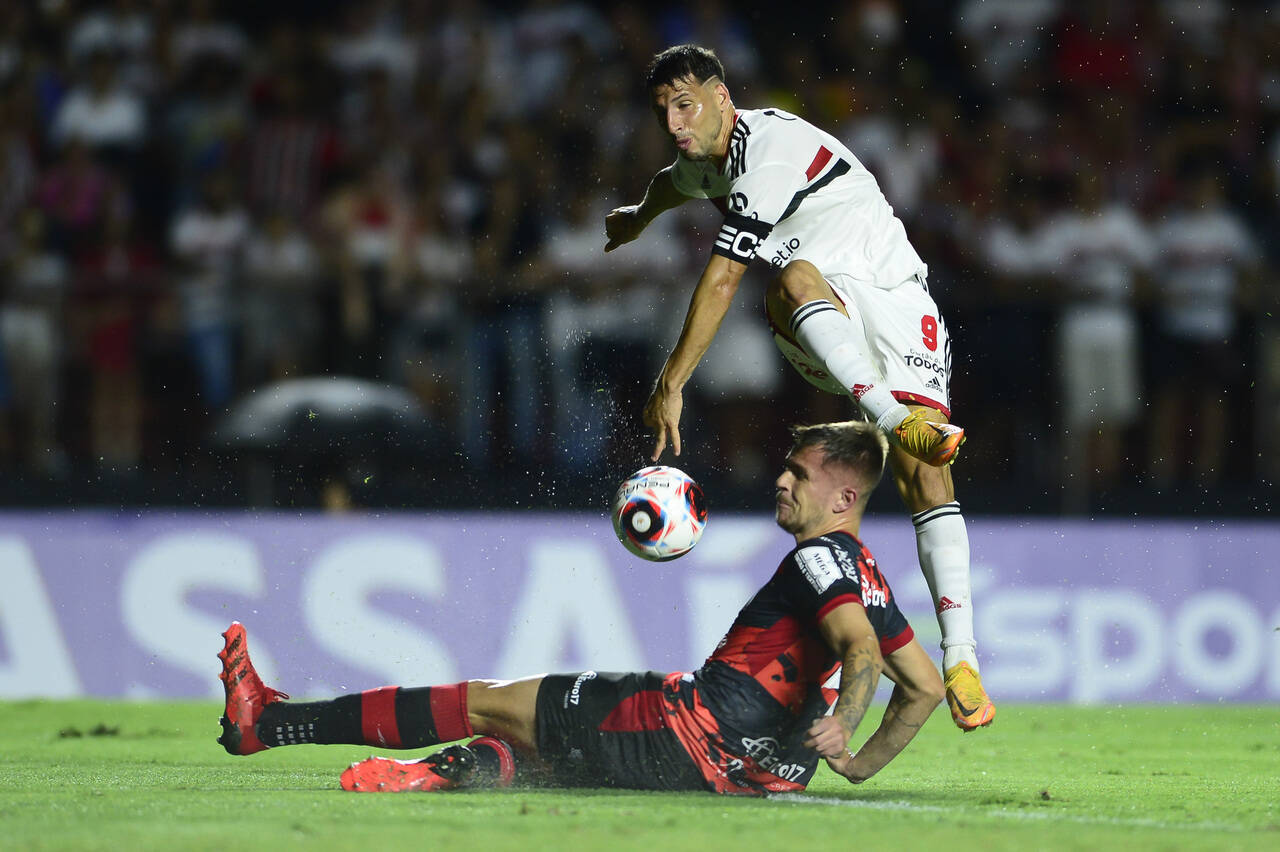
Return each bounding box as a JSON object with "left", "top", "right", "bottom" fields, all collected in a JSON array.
[
  {"left": 912, "top": 502, "right": 977, "bottom": 671},
  {"left": 789, "top": 300, "right": 909, "bottom": 430}
]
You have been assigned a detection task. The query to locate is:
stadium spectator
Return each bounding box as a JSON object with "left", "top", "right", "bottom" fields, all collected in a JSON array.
[
  {"left": 245, "top": 70, "right": 341, "bottom": 220},
  {"left": 168, "top": 0, "right": 248, "bottom": 74},
  {"left": 66, "top": 0, "right": 157, "bottom": 97},
  {"left": 72, "top": 207, "right": 161, "bottom": 470},
  {"left": 0, "top": 88, "right": 39, "bottom": 262},
  {"left": 383, "top": 179, "right": 470, "bottom": 434},
  {"left": 318, "top": 154, "right": 414, "bottom": 379},
  {"left": 0, "top": 209, "right": 67, "bottom": 474},
  {"left": 457, "top": 126, "right": 551, "bottom": 469},
  {"left": 1147, "top": 165, "right": 1260, "bottom": 488},
  {"left": 217, "top": 421, "right": 944, "bottom": 794},
  {"left": 36, "top": 137, "right": 118, "bottom": 253},
  {"left": 50, "top": 50, "right": 146, "bottom": 154},
  {"left": 1035, "top": 170, "right": 1154, "bottom": 509},
  {"left": 170, "top": 168, "right": 249, "bottom": 409},
  {"left": 240, "top": 209, "right": 321, "bottom": 385},
  {"left": 162, "top": 52, "right": 248, "bottom": 211}
]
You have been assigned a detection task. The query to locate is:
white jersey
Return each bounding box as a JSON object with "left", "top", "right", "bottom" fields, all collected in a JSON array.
[{"left": 670, "top": 107, "right": 926, "bottom": 288}]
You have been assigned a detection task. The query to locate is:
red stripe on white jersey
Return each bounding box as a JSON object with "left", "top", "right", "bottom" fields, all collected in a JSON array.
[{"left": 805, "top": 146, "right": 833, "bottom": 180}]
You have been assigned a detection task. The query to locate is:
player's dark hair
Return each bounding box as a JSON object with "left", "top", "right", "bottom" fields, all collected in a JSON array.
[
  {"left": 788, "top": 421, "right": 888, "bottom": 496},
  {"left": 644, "top": 44, "right": 726, "bottom": 90}
]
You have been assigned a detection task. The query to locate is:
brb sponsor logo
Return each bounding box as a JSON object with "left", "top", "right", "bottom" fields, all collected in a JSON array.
[{"left": 567, "top": 670, "right": 597, "bottom": 707}]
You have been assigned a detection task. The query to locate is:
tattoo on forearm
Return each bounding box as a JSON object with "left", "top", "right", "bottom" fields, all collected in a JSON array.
[{"left": 833, "top": 646, "right": 881, "bottom": 736}]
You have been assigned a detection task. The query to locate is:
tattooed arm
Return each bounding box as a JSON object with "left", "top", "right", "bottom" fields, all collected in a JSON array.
[
  {"left": 826, "top": 638, "right": 945, "bottom": 784},
  {"left": 803, "top": 602, "right": 884, "bottom": 762}
]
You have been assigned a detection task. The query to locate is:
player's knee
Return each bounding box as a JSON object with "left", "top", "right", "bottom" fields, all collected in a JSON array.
[{"left": 770, "top": 259, "right": 831, "bottom": 311}]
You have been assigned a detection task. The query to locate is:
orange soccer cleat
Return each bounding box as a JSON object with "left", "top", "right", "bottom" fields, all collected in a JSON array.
[
  {"left": 944, "top": 661, "right": 996, "bottom": 731},
  {"left": 892, "top": 409, "right": 966, "bottom": 466},
  {"left": 340, "top": 747, "right": 476, "bottom": 793},
  {"left": 217, "top": 621, "right": 289, "bottom": 755}
]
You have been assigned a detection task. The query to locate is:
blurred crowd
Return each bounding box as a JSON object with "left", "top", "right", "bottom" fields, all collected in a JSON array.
[{"left": 0, "top": 0, "right": 1276, "bottom": 514}]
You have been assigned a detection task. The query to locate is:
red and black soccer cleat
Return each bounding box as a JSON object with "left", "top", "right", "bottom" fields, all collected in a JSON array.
[
  {"left": 217, "top": 621, "right": 289, "bottom": 755},
  {"left": 340, "top": 746, "right": 477, "bottom": 793}
]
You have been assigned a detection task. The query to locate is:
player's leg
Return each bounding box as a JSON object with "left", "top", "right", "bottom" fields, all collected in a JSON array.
[
  {"left": 765, "top": 260, "right": 963, "bottom": 465},
  {"left": 888, "top": 431, "right": 994, "bottom": 730},
  {"left": 340, "top": 735, "right": 522, "bottom": 792},
  {"left": 338, "top": 679, "right": 543, "bottom": 793},
  {"left": 217, "top": 621, "right": 541, "bottom": 754},
  {"left": 844, "top": 278, "right": 989, "bottom": 729}
]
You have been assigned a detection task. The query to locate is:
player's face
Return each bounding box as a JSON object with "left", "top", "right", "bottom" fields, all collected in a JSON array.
[
  {"left": 651, "top": 76, "right": 724, "bottom": 162},
  {"left": 774, "top": 445, "right": 848, "bottom": 537}
]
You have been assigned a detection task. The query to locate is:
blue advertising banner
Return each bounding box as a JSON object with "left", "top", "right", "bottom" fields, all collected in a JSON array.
[{"left": 1, "top": 511, "right": 1276, "bottom": 703}]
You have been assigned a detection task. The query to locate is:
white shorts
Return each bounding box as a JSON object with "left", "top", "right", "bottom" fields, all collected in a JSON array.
[{"left": 769, "top": 271, "right": 952, "bottom": 417}]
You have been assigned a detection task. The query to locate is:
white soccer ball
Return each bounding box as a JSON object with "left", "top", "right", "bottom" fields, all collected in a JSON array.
[{"left": 610, "top": 465, "right": 708, "bottom": 561}]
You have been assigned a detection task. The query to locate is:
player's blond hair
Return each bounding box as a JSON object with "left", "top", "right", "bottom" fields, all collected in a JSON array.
[{"left": 788, "top": 421, "right": 888, "bottom": 498}]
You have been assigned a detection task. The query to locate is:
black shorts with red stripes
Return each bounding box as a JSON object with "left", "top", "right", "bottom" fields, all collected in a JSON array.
[{"left": 534, "top": 671, "right": 705, "bottom": 791}]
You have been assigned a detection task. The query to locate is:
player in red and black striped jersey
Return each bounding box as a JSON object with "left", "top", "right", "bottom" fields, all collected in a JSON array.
[
  {"left": 217, "top": 421, "right": 944, "bottom": 795},
  {"left": 689, "top": 530, "right": 916, "bottom": 786}
]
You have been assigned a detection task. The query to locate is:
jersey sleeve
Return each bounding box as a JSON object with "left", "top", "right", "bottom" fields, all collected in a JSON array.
[
  {"left": 711, "top": 163, "right": 806, "bottom": 264},
  {"left": 780, "top": 537, "right": 915, "bottom": 655},
  {"left": 669, "top": 156, "right": 709, "bottom": 199},
  {"left": 778, "top": 542, "right": 866, "bottom": 624}
]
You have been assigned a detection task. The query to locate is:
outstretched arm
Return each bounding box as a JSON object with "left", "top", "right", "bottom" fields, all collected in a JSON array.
[
  {"left": 604, "top": 166, "right": 689, "bottom": 252},
  {"left": 644, "top": 251, "right": 748, "bottom": 459},
  {"left": 825, "top": 638, "right": 945, "bottom": 784},
  {"left": 804, "top": 602, "right": 885, "bottom": 759}
]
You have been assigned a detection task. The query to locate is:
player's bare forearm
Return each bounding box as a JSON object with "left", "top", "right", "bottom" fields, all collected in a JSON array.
[
  {"left": 840, "top": 682, "right": 935, "bottom": 783},
  {"left": 657, "top": 255, "right": 745, "bottom": 391},
  {"left": 644, "top": 255, "right": 745, "bottom": 458},
  {"left": 807, "top": 604, "right": 886, "bottom": 762},
  {"left": 828, "top": 639, "right": 943, "bottom": 783},
  {"left": 831, "top": 642, "right": 883, "bottom": 740}
]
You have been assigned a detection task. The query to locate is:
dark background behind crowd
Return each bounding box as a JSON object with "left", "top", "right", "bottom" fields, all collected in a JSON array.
[{"left": 0, "top": 0, "right": 1276, "bottom": 516}]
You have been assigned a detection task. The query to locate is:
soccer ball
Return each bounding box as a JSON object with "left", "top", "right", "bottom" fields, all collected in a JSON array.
[{"left": 610, "top": 466, "right": 708, "bottom": 561}]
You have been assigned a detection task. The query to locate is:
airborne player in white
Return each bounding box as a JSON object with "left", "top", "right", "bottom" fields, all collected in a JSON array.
[{"left": 605, "top": 45, "right": 994, "bottom": 729}]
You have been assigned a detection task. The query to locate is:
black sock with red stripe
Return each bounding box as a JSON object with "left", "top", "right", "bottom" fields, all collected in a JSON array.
[{"left": 255, "top": 683, "right": 472, "bottom": 749}]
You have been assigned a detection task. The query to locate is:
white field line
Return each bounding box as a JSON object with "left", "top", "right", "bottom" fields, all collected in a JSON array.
[{"left": 769, "top": 794, "right": 1254, "bottom": 833}]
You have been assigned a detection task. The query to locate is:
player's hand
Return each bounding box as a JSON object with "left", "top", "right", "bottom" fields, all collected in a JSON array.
[
  {"left": 803, "top": 715, "right": 852, "bottom": 760},
  {"left": 642, "top": 383, "right": 683, "bottom": 460},
  {"left": 604, "top": 205, "right": 646, "bottom": 253},
  {"left": 822, "top": 752, "right": 866, "bottom": 784}
]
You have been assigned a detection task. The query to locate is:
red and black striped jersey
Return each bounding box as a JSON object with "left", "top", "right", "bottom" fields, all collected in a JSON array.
[{"left": 691, "top": 531, "right": 913, "bottom": 769}]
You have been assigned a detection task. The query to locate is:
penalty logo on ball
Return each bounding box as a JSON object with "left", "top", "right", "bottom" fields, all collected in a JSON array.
[{"left": 610, "top": 466, "right": 707, "bottom": 561}]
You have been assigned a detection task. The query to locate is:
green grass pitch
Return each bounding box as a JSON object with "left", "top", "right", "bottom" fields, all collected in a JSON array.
[{"left": 1, "top": 700, "right": 1276, "bottom": 850}]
